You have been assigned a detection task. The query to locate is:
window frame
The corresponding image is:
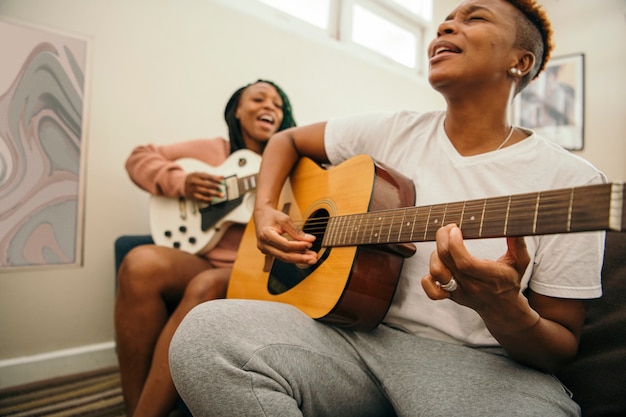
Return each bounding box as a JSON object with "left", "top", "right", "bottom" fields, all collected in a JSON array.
[
  {"left": 340, "top": 0, "right": 429, "bottom": 73},
  {"left": 212, "top": 0, "right": 433, "bottom": 77}
]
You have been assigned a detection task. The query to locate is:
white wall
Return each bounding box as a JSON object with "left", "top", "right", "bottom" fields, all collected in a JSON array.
[
  {"left": 0, "top": 0, "right": 442, "bottom": 387},
  {"left": 0, "top": 0, "right": 624, "bottom": 388}
]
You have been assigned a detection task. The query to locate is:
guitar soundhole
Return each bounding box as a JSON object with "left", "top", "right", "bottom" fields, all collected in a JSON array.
[
  {"left": 267, "top": 209, "right": 329, "bottom": 295},
  {"left": 303, "top": 209, "right": 327, "bottom": 254}
]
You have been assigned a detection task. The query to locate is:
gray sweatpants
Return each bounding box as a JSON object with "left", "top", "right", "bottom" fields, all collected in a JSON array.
[{"left": 169, "top": 299, "right": 580, "bottom": 417}]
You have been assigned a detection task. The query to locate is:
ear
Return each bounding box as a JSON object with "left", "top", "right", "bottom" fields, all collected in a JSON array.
[{"left": 512, "top": 50, "right": 535, "bottom": 77}]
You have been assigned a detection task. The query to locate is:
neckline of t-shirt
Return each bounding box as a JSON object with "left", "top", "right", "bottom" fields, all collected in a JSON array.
[{"left": 437, "top": 117, "right": 537, "bottom": 165}]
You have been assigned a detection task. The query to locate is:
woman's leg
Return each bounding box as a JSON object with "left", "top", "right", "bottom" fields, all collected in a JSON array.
[
  {"left": 346, "top": 326, "right": 581, "bottom": 417},
  {"left": 170, "top": 298, "right": 579, "bottom": 417},
  {"left": 169, "top": 299, "right": 395, "bottom": 417},
  {"left": 134, "top": 268, "right": 231, "bottom": 417},
  {"left": 114, "top": 245, "right": 215, "bottom": 416}
]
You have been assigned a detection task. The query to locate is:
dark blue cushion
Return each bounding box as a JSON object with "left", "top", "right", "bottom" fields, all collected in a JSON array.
[{"left": 114, "top": 235, "right": 154, "bottom": 275}]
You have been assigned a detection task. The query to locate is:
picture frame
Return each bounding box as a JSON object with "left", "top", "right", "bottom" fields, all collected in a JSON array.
[
  {"left": 0, "top": 18, "right": 91, "bottom": 270},
  {"left": 514, "top": 53, "right": 585, "bottom": 150}
]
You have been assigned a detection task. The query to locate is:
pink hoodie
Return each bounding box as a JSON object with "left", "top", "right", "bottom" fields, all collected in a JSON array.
[{"left": 125, "top": 137, "right": 245, "bottom": 267}]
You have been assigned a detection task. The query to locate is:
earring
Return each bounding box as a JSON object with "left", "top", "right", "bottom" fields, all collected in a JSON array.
[{"left": 509, "top": 68, "right": 522, "bottom": 76}]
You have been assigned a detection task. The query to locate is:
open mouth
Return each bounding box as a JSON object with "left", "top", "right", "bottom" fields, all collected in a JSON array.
[
  {"left": 258, "top": 114, "right": 275, "bottom": 126},
  {"left": 431, "top": 42, "right": 461, "bottom": 58}
]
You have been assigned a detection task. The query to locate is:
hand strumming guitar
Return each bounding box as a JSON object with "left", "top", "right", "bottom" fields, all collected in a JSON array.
[{"left": 253, "top": 204, "right": 317, "bottom": 265}]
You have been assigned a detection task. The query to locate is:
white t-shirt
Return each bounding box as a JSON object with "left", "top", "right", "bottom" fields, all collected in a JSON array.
[{"left": 325, "top": 110, "right": 605, "bottom": 346}]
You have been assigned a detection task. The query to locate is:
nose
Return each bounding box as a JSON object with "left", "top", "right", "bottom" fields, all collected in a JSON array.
[
  {"left": 263, "top": 98, "right": 278, "bottom": 110},
  {"left": 436, "top": 19, "right": 456, "bottom": 37}
]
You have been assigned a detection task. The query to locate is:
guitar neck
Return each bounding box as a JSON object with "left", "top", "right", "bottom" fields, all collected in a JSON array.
[
  {"left": 322, "top": 182, "right": 625, "bottom": 247},
  {"left": 237, "top": 173, "right": 257, "bottom": 194},
  {"left": 224, "top": 173, "right": 257, "bottom": 200}
]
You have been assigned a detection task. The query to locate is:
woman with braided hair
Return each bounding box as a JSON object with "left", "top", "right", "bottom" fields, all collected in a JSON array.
[
  {"left": 170, "top": 1, "right": 605, "bottom": 416},
  {"left": 115, "top": 80, "right": 296, "bottom": 417}
]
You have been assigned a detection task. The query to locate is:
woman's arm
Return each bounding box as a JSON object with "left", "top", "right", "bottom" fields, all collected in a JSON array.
[
  {"left": 423, "top": 224, "right": 586, "bottom": 373},
  {"left": 253, "top": 122, "right": 329, "bottom": 264},
  {"left": 125, "top": 138, "right": 229, "bottom": 197}
]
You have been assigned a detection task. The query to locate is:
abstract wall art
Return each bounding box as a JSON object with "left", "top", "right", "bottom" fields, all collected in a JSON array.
[{"left": 0, "top": 18, "right": 90, "bottom": 269}]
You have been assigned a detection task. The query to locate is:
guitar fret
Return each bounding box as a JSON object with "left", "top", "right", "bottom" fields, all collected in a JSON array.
[
  {"left": 461, "top": 200, "right": 483, "bottom": 238},
  {"left": 387, "top": 211, "right": 397, "bottom": 243},
  {"left": 337, "top": 216, "right": 344, "bottom": 245},
  {"left": 503, "top": 196, "right": 511, "bottom": 235},
  {"left": 365, "top": 213, "right": 374, "bottom": 243},
  {"left": 336, "top": 215, "right": 345, "bottom": 245},
  {"left": 357, "top": 213, "right": 365, "bottom": 245},
  {"left": 408, "top": 207, "right": 418, "bottom": 242},
  {"left": 567, "top": 188, "right": 574, "bottom": 232},
  {"left": 347, "top": 214, "right": 356, "bottom": 245},
  {"left": 482, "top": 196, "right": 509, "bottom": 237},
  {"left": 423, "top": 206, "right": 433, "bottom": 241},
  {"left": 376, "top": 216, "right": 383, "bottom": 243},
  {"left": 459, "top": 202, "right": 466, "bottom": 229},
  {"left": 443, "top": 202, "right": 463, "bottom": 229},
  {"left": 479, "top": 199, "right": 487, "bottom": 238},
  {"left": 533, "top": 194, "right": 540, "bottom": 234},
  {"left": 334, "top": 215, "right": 344, "bottom": 246},
  {"left": 336, "top": 216, "right": 344, "bottom": 245},
  {"left": 506, "top": 194, "right": 535, "bottom": 236},
  {"left": 426, "top": 204, "right": 446, "bottom": 241},
  {"left": 537, "top": 189, "right": 575, "bottom": 234},
  {"left": 399, "top": 208, "right": 409, "bottom": 242},
  {"left": 332, "top": 216, "right": 341, "bottom": 246},
  {"left": 325, "top": 217, "right": 335, "bottom": 246}
]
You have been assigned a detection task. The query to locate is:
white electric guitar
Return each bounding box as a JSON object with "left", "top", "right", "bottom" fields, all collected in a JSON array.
[{"left": 149, "top": 149, "right": 261, "bottom": 255}]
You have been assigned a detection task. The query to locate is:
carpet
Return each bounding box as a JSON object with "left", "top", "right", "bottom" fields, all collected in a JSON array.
[{"left": 0, "top": 366, "right": 125, "bottom": 417}]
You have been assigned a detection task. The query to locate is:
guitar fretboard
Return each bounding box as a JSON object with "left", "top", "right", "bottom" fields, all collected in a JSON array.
[{"left": 320, "top": 182, "right": 625, "bottom": 247}]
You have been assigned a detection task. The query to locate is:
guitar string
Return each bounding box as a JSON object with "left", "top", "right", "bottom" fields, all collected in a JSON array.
[
  {"left": 290, "top": 188, "right": 611, "bottom": 229},
  {"left": 286, "top": 188, "right": 613, "bottom": 240}
]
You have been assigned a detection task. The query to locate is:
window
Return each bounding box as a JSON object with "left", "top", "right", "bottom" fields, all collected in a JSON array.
[
  {"left": 253, "top": 0, "right": 433, "bottom": 74},
  {"left": 257, "top": 0, "right": 331, "bottom": 30},
  {"left": 389, "top": 0, "right": 432, "bottom": 20},
  {"left": 350, "top": 4, "right": 419, "bottom": 68}
]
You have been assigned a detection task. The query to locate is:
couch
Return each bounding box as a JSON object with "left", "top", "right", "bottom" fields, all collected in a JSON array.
[{"left": 556, "top": 231, "right": 626, "bottom": 416}]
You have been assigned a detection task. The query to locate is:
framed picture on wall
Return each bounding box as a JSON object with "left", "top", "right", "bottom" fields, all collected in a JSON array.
[
  {"left": 514, "top": 53, "right": 585, "bottom": 150},
  {"left": 0, "top": 18, "right": 91, "bottom": 269}
]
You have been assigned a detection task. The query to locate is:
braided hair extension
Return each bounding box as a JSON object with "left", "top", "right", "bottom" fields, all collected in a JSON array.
[{"left": 223, "top": 79, "right": 297, "bottom": 152}]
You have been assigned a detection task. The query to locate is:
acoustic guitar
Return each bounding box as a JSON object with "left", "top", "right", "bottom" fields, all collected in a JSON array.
[
  {"left": 149, "top": 149, "right": 261, "bottom": 255},
  {"left": 227, "top": 154, "right": 625, "bottom": 331}
]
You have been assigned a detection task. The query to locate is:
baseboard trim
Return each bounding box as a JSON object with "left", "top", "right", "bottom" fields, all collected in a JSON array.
[{"left": 0, "top": 341, "right": 118, "bottom": 389}]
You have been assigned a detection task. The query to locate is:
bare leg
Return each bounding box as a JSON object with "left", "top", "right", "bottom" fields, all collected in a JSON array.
[
  {"left": 133, "top": 268, "right": 231, "bottom": 417},
  {"left": 114, "top": 245, "right": 215, "bottom": 416}
]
